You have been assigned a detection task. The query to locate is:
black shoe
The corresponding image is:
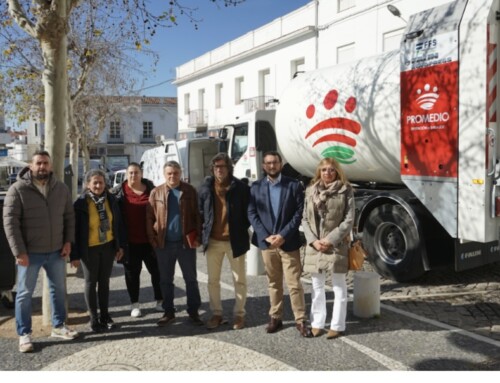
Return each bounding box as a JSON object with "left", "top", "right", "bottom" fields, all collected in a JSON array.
[
  {"left": 189, "top": 312, "right": 204, "bottom": 326},
  {"left": 88, "top": 318, "right": 102, "bottom": 333},
  {"left": 157, "top": 312, "right": 176, "bottom": 327},
  {"left": 100, "top": 315, "right": 116, "bottom": 330}
]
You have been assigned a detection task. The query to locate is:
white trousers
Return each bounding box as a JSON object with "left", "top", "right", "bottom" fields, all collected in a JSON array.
[{"left": 310, "top": 272, "right": 347, "bottom": 331}]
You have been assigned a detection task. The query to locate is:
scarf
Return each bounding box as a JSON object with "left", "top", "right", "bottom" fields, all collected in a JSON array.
[
  {"left": 88, "top": 190, "right": 110, "bottom": 243},
  {"left": 311, "top": 179, "right": 344, "bottom": 219}
]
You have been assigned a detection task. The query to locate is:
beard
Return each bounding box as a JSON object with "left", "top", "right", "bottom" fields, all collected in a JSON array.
[{"left": 33, "top": 171, "right": 49, "bottom": 180}]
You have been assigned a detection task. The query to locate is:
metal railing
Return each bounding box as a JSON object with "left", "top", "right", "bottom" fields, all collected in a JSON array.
[{"left": 107, "top": 135, "right": 124, "bottom": 144}]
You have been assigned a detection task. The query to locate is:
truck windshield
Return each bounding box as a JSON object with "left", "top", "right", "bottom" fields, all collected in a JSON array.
[{"left": 232, "top": 124, "right": 248, "bottom": 163}]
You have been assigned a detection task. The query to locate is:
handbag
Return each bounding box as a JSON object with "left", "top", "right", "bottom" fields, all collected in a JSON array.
[{"left": 348, "top": 239, "right": 366, "bottom": 271}]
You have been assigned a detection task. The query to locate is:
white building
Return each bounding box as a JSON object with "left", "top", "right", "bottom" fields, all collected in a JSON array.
[
  {"left": 26, "top": 96, "right": 177, "bottom": 165},
  {"left": 91, "top": 96, "right": 178, "bottom": 166},
  {"left": 174, "top": 0, "right": 450, "bottom": 135}
]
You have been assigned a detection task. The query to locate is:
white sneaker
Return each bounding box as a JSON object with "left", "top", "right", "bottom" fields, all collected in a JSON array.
[
  {"left": 19, "top": 334, "right": 34, "bottom": 353},
  {"left": 131, "top": 303, "right": 142, "bottom": 318},
  {"left": 51, "top": 325, "right": 79, "bottom": 340},
  {"left": 155, "top": 300, "right": 163, "bottom": 312}
]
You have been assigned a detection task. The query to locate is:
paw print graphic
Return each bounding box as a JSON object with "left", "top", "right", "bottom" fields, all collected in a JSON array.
[
  {"left": 304, "top": 89, "right": 361, "bottom": 164},
  {"left": 415, "top": 84, "right": 439, "bottom": 111}
]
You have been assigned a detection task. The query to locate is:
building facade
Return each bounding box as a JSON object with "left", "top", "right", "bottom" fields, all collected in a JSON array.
[
  {"left": 90, "top": 96, "right": 178, "bottom": 167},
  {"left": 174, "top": 0, "right": 449, "bottom": 135},
  {"left": 26, "top": 96, "right": 177, "bottom": 166}
]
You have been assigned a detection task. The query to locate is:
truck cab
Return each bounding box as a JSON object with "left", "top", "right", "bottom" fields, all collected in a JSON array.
[{"left": 223, "top": 109, "right": 277, "bottom": 184}]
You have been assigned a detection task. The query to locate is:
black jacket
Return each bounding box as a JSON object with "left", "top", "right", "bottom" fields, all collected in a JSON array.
[
  {"left": 198, "top": 176, "right": 250, "bottom": 257},
  {"left": 71, "top": 192, "right": 125, "bottom": 261}
]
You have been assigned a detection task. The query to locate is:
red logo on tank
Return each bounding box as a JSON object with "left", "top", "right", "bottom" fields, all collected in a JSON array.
[{"left": 305, "top": 89, "right": 361, "bottom": 164}]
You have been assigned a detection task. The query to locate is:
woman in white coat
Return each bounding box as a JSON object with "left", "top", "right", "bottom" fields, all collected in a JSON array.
[{"left": 302, "top": 157, "right": 355, "bottom": 339}]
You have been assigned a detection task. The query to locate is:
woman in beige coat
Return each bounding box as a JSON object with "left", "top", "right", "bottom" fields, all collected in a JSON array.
[{"left": 302, "top": 157, "right": 355, "bottom": 339}]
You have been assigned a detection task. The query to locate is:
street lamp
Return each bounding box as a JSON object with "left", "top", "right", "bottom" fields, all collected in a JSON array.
[{"left": 387, "top": 4, "right": 407, "bottom": 23}]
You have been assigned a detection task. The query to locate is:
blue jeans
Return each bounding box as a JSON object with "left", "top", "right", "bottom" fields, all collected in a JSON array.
[
  {"left": 155, "top": 241, "right": 201, "bottom": 316},
  {"left": 15, "top": 251, "right": 66, "bottom": 336}
]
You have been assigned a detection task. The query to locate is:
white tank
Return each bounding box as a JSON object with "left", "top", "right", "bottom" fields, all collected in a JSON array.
[{"left": 275, "top": 51, "right": 402, "bottom": 184}]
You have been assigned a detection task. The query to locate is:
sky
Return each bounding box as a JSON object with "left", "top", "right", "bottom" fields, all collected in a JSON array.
[{"left": 136, "top": 0, "right": 311, "bottom": 97}]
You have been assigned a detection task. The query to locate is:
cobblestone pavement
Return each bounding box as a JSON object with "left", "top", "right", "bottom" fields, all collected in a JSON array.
[{"left": 1, "top": 257, "right": 499, "bottom": 371}]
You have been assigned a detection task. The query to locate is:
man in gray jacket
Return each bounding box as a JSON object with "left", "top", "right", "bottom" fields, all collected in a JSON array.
[{"left": 3, "top": 150, "right": 78, "bottom": 353}]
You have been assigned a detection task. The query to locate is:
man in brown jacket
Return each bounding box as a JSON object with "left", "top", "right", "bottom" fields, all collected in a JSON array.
[
  {"left": 146, "top": 160, "right": 203, "bottom": 326},
  {"left": 2, "top": 150, "right": 78, "bottom": 353}
]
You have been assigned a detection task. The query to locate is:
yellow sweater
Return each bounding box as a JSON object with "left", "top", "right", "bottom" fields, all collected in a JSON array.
[{"left": 88, "top": 198, "right": 114, "bottom": 246}]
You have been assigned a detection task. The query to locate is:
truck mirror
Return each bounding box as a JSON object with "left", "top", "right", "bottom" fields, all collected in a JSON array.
[{"left": 219, "top": 127, "right": 228, "bottom": 140}]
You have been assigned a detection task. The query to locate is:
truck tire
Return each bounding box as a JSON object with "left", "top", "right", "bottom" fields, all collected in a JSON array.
[{"left": 363, "top": 203, "right": 425, "bottom": 282}]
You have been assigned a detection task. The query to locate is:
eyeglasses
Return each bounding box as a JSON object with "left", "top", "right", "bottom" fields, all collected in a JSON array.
[{"left": 321, "top": 168, "right": 336, "bottom": 173}]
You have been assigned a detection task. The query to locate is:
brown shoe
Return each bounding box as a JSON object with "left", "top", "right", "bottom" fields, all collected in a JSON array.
[
  {"left": 233, "top": 316, "right": 245, "bottom": 330},
  {"left": 265, "top": 317, "right": 283, "bottom": 333},
  {"left": 296, "top": 321, "right": 312, "bottom": 338},
  {"left": 311, "top": 328, "right": 323, "bottom": 337},
  {"left": 326, "top": 330, "right": 344, "bottom": 339},
  {"left": 206, "top": 315, "right": 228, "bottom": 329}
]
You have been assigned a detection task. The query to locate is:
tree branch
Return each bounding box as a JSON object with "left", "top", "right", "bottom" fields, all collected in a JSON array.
[{"left": 6, "top": 0, "right": 37, "bottom": 38}]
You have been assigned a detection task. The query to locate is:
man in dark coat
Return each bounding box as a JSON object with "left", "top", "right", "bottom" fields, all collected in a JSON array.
[
  {"left": 248, "top": 151, "right": 311, "bottom": 338},
  {"left": 198, "top": 153, "right": 250, "bottom": 330}
]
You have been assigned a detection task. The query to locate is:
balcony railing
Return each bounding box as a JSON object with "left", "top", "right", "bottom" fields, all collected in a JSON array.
[
  {"left": 107, "top": 135, "right": 124, "bottom": 144},
  {"left": 140, "top": 134, "right": 156, "bottom": 143},
  {"left": 188, "top": 109, "right": 208, "bottom": 130},
  {"left": 243, "top": 96, "right": 278, "bottom": 113}
]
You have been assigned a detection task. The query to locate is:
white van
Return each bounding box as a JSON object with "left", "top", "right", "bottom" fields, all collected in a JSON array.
[
  {"left": 112, "top": 169, "right": 127, "bottom": 188},
  {"left": 140, "top": 137, "right": 225, "bottom": 189}
]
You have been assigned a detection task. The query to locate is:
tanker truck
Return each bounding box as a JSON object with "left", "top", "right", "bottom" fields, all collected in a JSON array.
[{"left": 220, "top": 0, "right": 500, "bottom": 281}]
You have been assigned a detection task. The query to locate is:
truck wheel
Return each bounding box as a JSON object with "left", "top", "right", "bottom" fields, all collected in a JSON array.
[{"left": 363, "top": 204, "right": 425, "bottom": 282}]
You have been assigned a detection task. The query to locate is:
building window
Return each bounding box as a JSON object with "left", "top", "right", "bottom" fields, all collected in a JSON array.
[
  {"left": 110, "top": 121, "right": 121, "bottom": 138},
  {"left": 383, "top": 28, "right": 405, "bottom": 52},
  {"left": 235, "top": 76, "right": 244, "bottom": 105},
  {"left": 290, "top": 58, "right": 305, "bottom": 79},
  {"left": 198, "top": 88, "right": 205, "bottom": 111},
  {"left": 34, "top": 123, "right": 38, "bottom": 137},
  {"left": 184, "top": 93, "right": 190, "bottom": 115},
  {"left": 143, "top": 121, "right": 153, "bottom": 138},
  {"left": 338, "top": 0, "right": 355, "bottom": 12},
  {"left": 215, "top": 83, "right": 223, "bottom": 109},
  {"left": 337, "top": 43, "right": 355, "bottom": 64}
]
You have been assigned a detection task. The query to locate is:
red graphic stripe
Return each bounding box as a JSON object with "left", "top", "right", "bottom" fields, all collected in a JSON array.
[
  {"left": 305, "top": 118, "right": 361, "bottom": 138},
  {"left": 312, "top": 134, "right": 356, "bottom": 147},
  {"left": 487, "top": 24, "right": 497, "bottom": 123}
]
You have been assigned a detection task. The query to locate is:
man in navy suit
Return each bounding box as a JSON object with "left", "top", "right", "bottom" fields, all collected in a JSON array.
[{"left": 248, "top": 151, "right": 312, "bottom": 337}]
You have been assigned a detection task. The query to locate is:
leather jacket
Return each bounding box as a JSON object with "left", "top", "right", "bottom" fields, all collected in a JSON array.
[{"left": 146, "top": 181, "right": 201, "bottom": 249}]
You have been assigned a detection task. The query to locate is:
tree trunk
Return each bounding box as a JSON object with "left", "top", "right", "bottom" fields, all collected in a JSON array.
[
  {"left": 41, "top": 36, "right": 68, "bottom": 181},
  {"left": 38, "top": 3, "right": 70, "bottom": 325}
]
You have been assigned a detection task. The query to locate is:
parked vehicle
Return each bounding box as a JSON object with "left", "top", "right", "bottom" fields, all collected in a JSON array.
[
  {"left": 140, "top": 137, "right": 224, "bottom": 189},
  {"left": 65, "top": 158, "right": 113, "bottom": 186},
  {"left": 215, "top": 0, "right": 500, "bottom": 281},
  {"left": 112, "top": 169, "right": 127, "bottom": 188}
]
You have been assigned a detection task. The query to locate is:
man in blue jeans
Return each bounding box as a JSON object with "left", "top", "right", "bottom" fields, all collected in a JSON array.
[
  {"left": 146, "top": 160, "right": 203, "bottom": 326},
  {"left": 3, "top": 150, "right": 78, "bottom": 353}
]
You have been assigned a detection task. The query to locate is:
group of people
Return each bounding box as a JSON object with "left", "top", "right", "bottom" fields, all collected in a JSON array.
[{"left": 2, "top": 148, "right": 354, "bottom": 354}]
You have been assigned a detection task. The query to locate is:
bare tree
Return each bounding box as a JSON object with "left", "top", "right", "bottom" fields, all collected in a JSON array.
[{"left": 1, "top": 0, "right": 245, "bottom": 180}]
